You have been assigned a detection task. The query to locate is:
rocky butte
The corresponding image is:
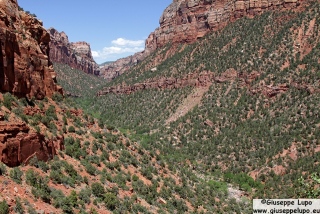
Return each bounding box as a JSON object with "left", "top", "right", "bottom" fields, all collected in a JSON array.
[
  {"left": 49, "top": 28, "right": 100, "bottom": 75},
  {"left": 100, "top": 0, "right": 303, "bottom": 80},
  {"left": 0, "top": 0, "right": 62, "bottom": 99}
]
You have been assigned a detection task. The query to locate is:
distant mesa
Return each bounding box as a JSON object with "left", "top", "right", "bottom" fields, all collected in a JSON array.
[{"left": 48, "top": 28, "right": 100, "bottom": 75}]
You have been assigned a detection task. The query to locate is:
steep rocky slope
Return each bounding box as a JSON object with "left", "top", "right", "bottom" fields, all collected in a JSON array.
[
  {"left": 49, "top": 28, "right": 100, "bottom": 75},
  {"left": 0, "top": 0, "right": 61, "bottom": 99},
  {"left": 100, "top": 0, "right": 305, "bottom": 80}
]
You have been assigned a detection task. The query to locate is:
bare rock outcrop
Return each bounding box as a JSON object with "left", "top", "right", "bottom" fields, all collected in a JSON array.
[
  {"left": 0, "top": 121, "right": 63, "bottom": 167},
  {"left": 49, "top": 28, "right": 100, "bottom": 75},
  {"left": 100, "top": 0, "right": 303, "bottom": 80},
  {"left": 97, "top": 71, "right": 215, "bottom": 95},
  {"left": 97, "top": 68, "right": 315, "bottom": 98},
  {"left": 0, "top": 0, "right": 62, "bottom": 99},
  {"left": 100, "top": 51, "right": 144, "bottom": 81}
]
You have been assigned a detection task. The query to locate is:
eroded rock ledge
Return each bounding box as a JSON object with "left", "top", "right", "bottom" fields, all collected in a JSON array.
[
  {"left": 0, "top": 121, "right": 64, "bottom": 167},
  {"left": 97, "top": 69, "right": 317, "bottom": 98}
]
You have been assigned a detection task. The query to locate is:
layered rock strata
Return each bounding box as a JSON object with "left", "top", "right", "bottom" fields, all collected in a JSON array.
[
  {"left": 97, "top": 69, "right": 316, "bottom": 98},
  {"left": 0, "top": 0, "right": 62, "bottom": 99},
  {"left": 97, "top": 71, "right": 215, "bottom": 95},
  {"left": 49, "top": 28, "right": 100, "bottom": 75}
]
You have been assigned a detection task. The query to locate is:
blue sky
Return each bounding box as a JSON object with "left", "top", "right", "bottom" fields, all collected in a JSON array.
[{"left": 18, "top": 0, "right": 172, "bottom": 64}]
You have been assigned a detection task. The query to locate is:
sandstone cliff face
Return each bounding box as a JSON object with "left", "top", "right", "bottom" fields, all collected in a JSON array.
[
  {"left": 100, "top": 0, "right": 303, "bottom": 80},
  {"left": 0, "top": 120, "right": 63, "bottom": 167},
  {"left": 146, "top": 0, "right": 302, "bottom": 53},
  {"left": 0, "top": 0, "right": 61, "bottom": 99},
  {"left": 49, "top": 28, "right": 100, "bottom": 75}
]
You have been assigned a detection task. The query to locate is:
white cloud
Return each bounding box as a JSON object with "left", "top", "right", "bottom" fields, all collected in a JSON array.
[
  {"left": 92, "top": 38, "right": 145, "bottom": 63},
  {"left": 111, "top": 38, "right": 145, "bottom": 47},
  {"left": 91, "top": 51, "right": 99, "bottom": 58}
]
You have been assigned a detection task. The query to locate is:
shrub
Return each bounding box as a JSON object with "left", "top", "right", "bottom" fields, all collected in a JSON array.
[
  {"left": 91, "top": 182, "right": 105, "bottom": 198},
  {"left": 10, "top": 167, "right": 23, "bottom": 184},
  {"left": 45, "top": 105, "right": 58, "bottom": 120},
  {"left": 84, "top": 162, "right": 97, "bottom": 175},
  {"left": 3, "top": 93, "right": 14, "bottom": 110},
  {"left": 104, "top": 193, "right": 119, "bottom": 211},
  {"left": 0, "top": 200, "right": 9, "bottom": 214},
  {"left": 52, "top": 93, "right": 63, "bottom": 102},
  {"left": 27, "top": 205, "right": 37, "bottom": 214},
  {"left": 68, "top": 126, "right": 76, "bottom": 133},
  {"left": 79, "top": 188, "right": 92, "bottom": 204},
  {"left": 26, "top": 169, "right": 38, "bottom": 186},
  {"left": 0, "top": 163, "right": 6, "bottom": 175},
  {"left": 14, "top": 197, "right": 24, "bottom": 214}
]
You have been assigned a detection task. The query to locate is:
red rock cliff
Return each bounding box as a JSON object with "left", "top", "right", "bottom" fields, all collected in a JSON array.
[
  {"left": 0, "top": 0, "right": 62, "bottom": 99},
  {"left": 49, "top": 28, "right": 100, "bottom": 75},
  {"left": 100, "top": 0, "right": 303, "bottom": 80},
  {"left": 0, "top": 120, "right": 63, "bottom": 167},
  {"left": 145, "top": 0, "right": 302, "bottom": 53}
]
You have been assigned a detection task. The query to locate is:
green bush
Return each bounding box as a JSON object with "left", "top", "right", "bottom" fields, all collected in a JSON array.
[
  {"left": 10, "top": 167, "right": 23, "bottom": 184},
  {"left": 104, "top": 193, "right": 119, "bottom": 211},
  {"left": 0, "top": 200, "right": 9, "bottom": 214},
  {"left": 52, "top": 93, "right": 64, "bottom": 102},
  {"left": 3, "top": 93, "right": 14, "bottom": 110},
  {"left": 79, "top": 188, "right": 92, "bottom": 204},
  {"left": 45, "top": 105, "right": 58, "bottom": 120},
  {"left": 91, "top": 182, "right": 105, "bottom": 198},
  {"left": 26, "top": 169, "right": 38, "bottom": 186},
  {"left": 68, "top": 126, "right": 76, "bottom": 133},
  {"left": 14, "top": 197, "right": 24, "bottom": 214},
  {"left": 0, "top": 163, "right": 6, "bottom": 175}
]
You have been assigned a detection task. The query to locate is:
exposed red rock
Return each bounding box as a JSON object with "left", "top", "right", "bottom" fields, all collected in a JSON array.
[
  {"left": 97, "top": 68, "right": 316, "bottom": 98},
  {"left": 0, "top": 121, "right": 63, "bottom": 167},
  {"left": 97, "top": 71, "right": 215, "bottom": 95},
  {"left": 146, "top": 0, "right": 302, "bottom": 53},
  {"left": 100, "top": 0, "right": 304, "bottom": 80},
  {"left": 49, "top": 28, "right": 100, "bottom": 75},
  {"left": 0, "top": 0, "right": 62, "bottom": 99},
  {"left": 100, "top": 51, "right": 144, "bottom": 81}
]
